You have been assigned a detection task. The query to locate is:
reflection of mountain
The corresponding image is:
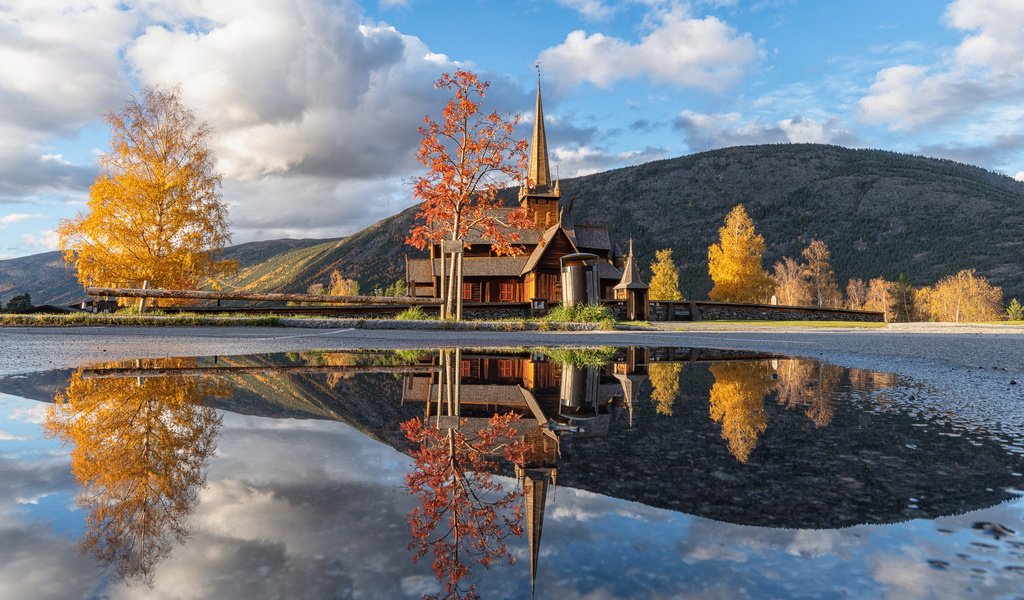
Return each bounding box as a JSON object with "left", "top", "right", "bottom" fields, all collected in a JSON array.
[{"left": 6, "top": 349, "right": 1022, "bottom": 531}]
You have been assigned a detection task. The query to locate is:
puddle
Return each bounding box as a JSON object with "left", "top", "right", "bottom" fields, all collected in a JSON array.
[{"left": 0, "top": 347, "right": 1022, "bottom": 599}]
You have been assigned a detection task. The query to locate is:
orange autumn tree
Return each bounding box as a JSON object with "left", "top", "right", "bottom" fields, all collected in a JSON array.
[
  {"left": 707, "top": 204, "right": 774, "bottom": 303},
  {"left": 401, "top": 413, "right": 528, "bottom": 600},
  {"left": 708, "top": 361, "right": 775, "bottom": 463},
  {"left": 406, "top": 70, "right": 531, "bottom": 320},
  {"left": 58, "top": 86, "right": 235, "bottom": 294},
  {"left": 44, "top": 360, "right": 227, "bottom": 583}
]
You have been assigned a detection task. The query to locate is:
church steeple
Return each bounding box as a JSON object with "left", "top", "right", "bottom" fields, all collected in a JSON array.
[
  {"left": 527, "top": 68, "right": 554, "bottom": 195},
  {"left": 520, "top": 66, "right": 560, "bottom": 227}
]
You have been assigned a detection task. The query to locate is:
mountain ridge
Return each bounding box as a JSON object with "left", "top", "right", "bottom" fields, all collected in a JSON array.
[{"left": 3, "top": 143, "right": 1023, "bottom": 305}]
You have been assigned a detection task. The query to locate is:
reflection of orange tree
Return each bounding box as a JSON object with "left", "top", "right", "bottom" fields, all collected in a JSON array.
[
  {"left": 44, "top": 362, "right": 226, "bottom": 583},
  {"left": 708, "top": 362, "right": 774, "bottom": 463},
  {"left": 401, "top": 413, "right": 528, "bottom": 600},
  {"left": 648, "top": 362, "right": 682, "bottom": 416},
  {"left": 774, "top": 359, "right": 842, "bottom": 428}
]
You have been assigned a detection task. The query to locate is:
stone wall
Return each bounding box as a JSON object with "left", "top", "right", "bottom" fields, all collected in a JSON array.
[
  {"left": 599, "top": 299, "right": 627, "bottom": 321},
  {"left": 690, "top": 301, "right": 883, "bottom": 322}
]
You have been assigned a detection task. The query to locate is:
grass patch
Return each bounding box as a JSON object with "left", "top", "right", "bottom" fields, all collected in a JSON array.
[
  {"left": 542, "top": 304, "right": 616, "bottom": 330},
  {"left": 542, "top": 347, "right": 618, "bottom": 367},
  {"left": 395, "top": 306, "right": 431, "bottom": 321}
]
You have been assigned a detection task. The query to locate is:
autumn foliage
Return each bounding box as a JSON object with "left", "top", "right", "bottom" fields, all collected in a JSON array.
[
  {"left": 44, "top": 362, "right": 226, "bottom": 582},
  {"left": 58, "top": 87, "right": 235, "bottom": 293},
  {"left": 406, "top": 70, "right": 531, "bottom": 317},
  {"left": 708, "top": 361, "right": 774, "bottom": 463},
  {"left": 401, "top": 413, "right": 529, "bottom": 599},
  {"left": 648, "top": 249, "right": 683, "bottom": 301},
  {"left": 707, "top": 204, "right": 774, "bottom": 303}
]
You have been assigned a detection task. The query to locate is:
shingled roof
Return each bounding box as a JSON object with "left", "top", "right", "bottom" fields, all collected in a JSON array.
[
  {"left": 406, "top": 257, "right": 530, "bottom": 282},
  {"left": 572, "top": 224, "right": 612, "bottom": 251}
]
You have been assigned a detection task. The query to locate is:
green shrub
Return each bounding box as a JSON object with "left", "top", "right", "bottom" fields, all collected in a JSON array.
[
  {"left": 395, "top": 305, "right": 430, "bottom": 320},
  {"left": 1008, "top": 298, "right": 1024, "bottom": 321},
  {"left": 543, "top": 303, "right": 615, "bottom": 324},
  {"left": 542, "top": 347, "right": 618, "bottom": 367}
]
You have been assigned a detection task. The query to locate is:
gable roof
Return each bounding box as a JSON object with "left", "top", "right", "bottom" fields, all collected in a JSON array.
[{"left": 521, "top": 224, "right": 580, "bottom": 275}]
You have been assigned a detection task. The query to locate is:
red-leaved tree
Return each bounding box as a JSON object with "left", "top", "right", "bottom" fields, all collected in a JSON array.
[
  {"left": 406, "top": 70, "right": 532, "bottom": 319},
  {"left": 401, "top": 413, "right": 528, "bottom": 599}
]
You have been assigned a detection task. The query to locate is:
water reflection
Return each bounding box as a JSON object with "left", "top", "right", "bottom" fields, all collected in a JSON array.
[
  {"left": 5, "top": 347, "right": 1019, "bottom": 598},
  {"left": 43, "top": 359, "right": 227, "bottom": 583}
]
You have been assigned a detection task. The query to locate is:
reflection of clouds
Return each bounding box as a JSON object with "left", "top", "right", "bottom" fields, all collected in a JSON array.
[
  {"left": 8, "top": 402, "right": 48, "bottom": 424},
  {"left": 870, "top": 555, "right": 932, "bottom": 600},
  {"left": 2, "top": 400, "right": 1024, "bottom": 598}
]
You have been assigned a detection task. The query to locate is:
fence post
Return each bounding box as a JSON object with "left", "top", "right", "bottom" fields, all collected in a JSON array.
[{"left": 137, "top": 280, "right": 149, "bottom": 314}]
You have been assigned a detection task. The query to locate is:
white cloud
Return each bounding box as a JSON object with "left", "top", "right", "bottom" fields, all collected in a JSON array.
[
  {"left": 0, "top": 430, "right": 29, "bottom": 441},
  {"left": 555, "top": 0, "right": 615, "bottom": 20},
  {"left": 1015, "top": 171, "right": 1024, "bottom": 181},
  {"left": 0, "top": 1, "right": 133, "bottom": 200},
  {"left": 0, "top": 213, "right": 43, "bottom": 226},
  {"left": 674, "top": 110, "right": 858, "bottom": 151},
  {"left": 551, "top": 145, "right": 666, "bottom": 177},
  {"left": 19, "top": 230, "right": 59, "bottom": 252},
  {"left": 539, "top": 5, "right": 757, "bottom": 91},
  {"left": 858, "top": 0, "right": 1024, "bottom": 130}
]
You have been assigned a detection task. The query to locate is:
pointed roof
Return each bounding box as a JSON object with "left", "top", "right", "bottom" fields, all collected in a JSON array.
[
  {"left": 524, "top": 468, "right": 553, "bottom": 598},
  {"left": 527, "top": 72, "right": 553, "bottom": 194},
  {"left": 520, "top": 224, "right": 579, "bottom": 275},
  {"left": 615, "top": 239, "right": 648, "bottom": 290}
]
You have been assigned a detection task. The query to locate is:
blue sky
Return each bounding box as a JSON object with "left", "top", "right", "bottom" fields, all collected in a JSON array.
[{"left": 2, "top": 0, "right": 1023, "bottom": 259}]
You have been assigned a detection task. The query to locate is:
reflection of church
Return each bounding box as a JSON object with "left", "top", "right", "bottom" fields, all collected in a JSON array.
[{"left": 401, "top": 348, "right": 650, "bottom": 595}]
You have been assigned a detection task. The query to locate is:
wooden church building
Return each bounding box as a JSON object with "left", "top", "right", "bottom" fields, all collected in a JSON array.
[{"left": 406, "top": 77, "right": 639, "bottom": 305}]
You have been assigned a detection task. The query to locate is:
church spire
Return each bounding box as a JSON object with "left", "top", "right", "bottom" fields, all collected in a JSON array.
[{"left": 528, "top": 67, "right": 553, "bottom": 193}]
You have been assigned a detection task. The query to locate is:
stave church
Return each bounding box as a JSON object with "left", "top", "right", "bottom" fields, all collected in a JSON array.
[{"left": 405, "top": 77, "right": 644, "bottom": 306}]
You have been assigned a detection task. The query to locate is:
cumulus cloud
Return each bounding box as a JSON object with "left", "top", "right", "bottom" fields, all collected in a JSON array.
[
  {"left": 674, "top": 110, "right": 858, "bottom": 151},
  {"left": 0, "top": 213, "right": 43, "bottom": 226},
  {"left": 538, "top": 5, "right": 757, "bottom": 91},
  {"left": 1015, "top": 171, "right": 1024, "bottom": 181},
  {"left": 0, "top": 1, "right": 131, "bottom": 201},
  {"left": 555, "top": 0, "right": 615, "bottom": 20},
  {"left": 858, "top": 0, "right": 1024, "bottom": 130},
  {"left": 552, "top": 145, "right": 667, "bottom": 177},
  {"left": 919, "top": 133, "right": 1024, "bottom": 169}
]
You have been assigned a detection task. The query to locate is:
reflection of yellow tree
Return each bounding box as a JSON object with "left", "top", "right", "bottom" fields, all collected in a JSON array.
[
  {"left": 708, "top": 362, "right": 774, "bottom": 463},
  {"left": 44, "top": 361, "right": 226, "bottom": 583},
  {"left": 649, "top": 362, "right": 682, "bottom": 416},
  {"left": 774, "top": 359, "right": 842, "bottom": 428}
]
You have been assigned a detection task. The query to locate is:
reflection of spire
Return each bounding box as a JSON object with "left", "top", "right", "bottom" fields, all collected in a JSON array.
[
  {"left": 528, "top": 68, "right": 553, "bottom": 193},
  {"left": 524, "top": 467, "right": 555, "bottom": 598}
]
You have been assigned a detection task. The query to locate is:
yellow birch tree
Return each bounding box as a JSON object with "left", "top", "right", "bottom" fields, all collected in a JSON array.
[
  {"left": 58, "top": 87, "right": 235, "bottom": 293},
  {"left": 648, "top": 249, "right": 683, "bottom": 301},
  {"left": 707, "top": 204, "right": 774, "bottom": 303}
]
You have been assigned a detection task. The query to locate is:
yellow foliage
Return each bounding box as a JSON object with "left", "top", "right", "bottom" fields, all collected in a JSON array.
[
  {"left": 708, "top": 204, "right": 774, "bottom": 303},
  {"left": 648, "top": 362, "right": 682, "bottom": 415},
  {"left": 44, "top": 361, "right": 227, "bottom": 582},
  {"left": 922, "top": 269, "right": 1003, "bottom": 322},
  {"left": 708, "top": 361, "right": 774, "bottom": 463},
  {"left": 57, "top": 87, "right": 235, "bottom": 294},
  {"left": 649, "top": 249, "right": 683, "bottom": 301},
  {"left": 774, "top": 359, "right": 841, "bottom": 428}
]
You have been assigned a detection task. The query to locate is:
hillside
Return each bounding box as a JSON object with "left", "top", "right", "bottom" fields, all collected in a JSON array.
[{"left": 4, "top": 143, "right": 1024, "bottom": 305}]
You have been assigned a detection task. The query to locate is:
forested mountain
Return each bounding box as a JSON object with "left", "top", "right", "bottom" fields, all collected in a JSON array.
[{"left": 4, "top": 143, "right": 1023, "bottom": 305}]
